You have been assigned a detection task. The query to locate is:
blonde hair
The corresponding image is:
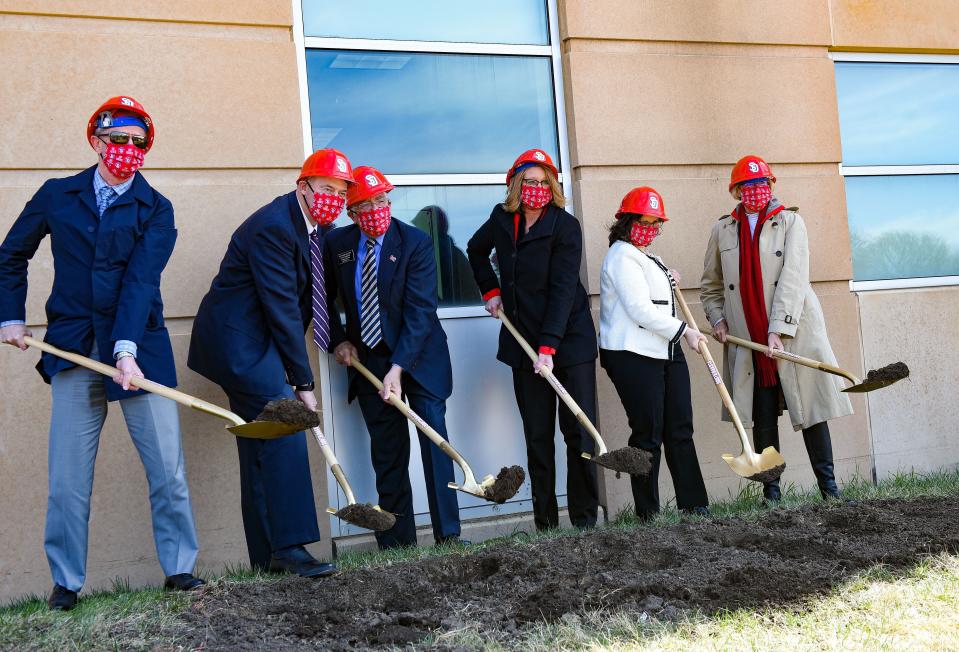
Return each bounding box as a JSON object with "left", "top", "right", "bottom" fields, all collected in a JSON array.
[{"left": 502, "top": 165, "right": 566, "bottom": 213}]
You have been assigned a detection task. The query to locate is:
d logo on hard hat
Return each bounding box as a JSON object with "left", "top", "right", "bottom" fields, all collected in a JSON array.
[
  {"left": 649, "top": 195, "right": 660, "bottom": 210},
  {"left": 748, "top": 161, "right": 760, "bottom": 173},
  {"left": 365, "top": 174, "right": 379, "bottom": 187},
  {"left": 336, "top": 157, "right": 348, "bottom": 173},
  {"left": 533, "top": 151, "right": 546, "bottom": 161}
]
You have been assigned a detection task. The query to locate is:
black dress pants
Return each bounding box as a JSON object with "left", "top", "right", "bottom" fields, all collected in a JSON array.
[
  {"left": 511, "top": 362, "right": 600, "bottom": 530},
  {"left": 600, "top": 347, "right": 709, "bottom": 518}
]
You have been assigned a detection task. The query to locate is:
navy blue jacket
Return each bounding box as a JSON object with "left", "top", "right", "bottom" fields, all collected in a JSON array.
[
  {"left": 0, "top": 166, "right": 178, "bottom": 401},
  {"left": 188, "top": 192, "right": 317, "bottom": 396},
  {"left": 324, "top": 219, "right": 452, "bottom": 401}
]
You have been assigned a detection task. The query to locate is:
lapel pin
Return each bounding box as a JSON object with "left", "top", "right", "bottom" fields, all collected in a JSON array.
[{"left": 389, "top": 255, "right": 397, "bottom": 263}]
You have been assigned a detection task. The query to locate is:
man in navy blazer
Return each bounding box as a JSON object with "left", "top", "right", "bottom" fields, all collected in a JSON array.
[
  {"left": 324, "top": 166, "right": 461, "bottom": 549},
  {"left": 0, "top": 96, "right": 202, "bottom": 611},
  {"left": 188, "top": 149, "right": 354, "bottom": 577}
]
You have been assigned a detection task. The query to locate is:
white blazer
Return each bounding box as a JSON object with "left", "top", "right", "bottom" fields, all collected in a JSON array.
[{"left": 599, "top": 240, "right": 687, "bottom": 360}]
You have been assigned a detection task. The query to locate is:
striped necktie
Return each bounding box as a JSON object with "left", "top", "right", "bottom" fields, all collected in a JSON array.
[
  {"left": 309, "top": 231, "right": 330, "bottom": 351},
  {"left": 360, "top": 238, "right": 382, "bottom": 349}
]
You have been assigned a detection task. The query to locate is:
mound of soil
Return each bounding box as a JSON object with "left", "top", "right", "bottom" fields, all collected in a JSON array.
[
  {"left": 484, "top": 466, "right": 526, "bottom": 503},
  {"left": 162, "top": 496, "right": 959, "bottom": 650},
  {"left": 336, "top": 504, "right": 396, "bottom": 532},
  {"left": 255, "top": 399, "right": 320, "bottom": 428},
  {"left": 593, "top": 447, "right": 653, "bottom": 476},
  {"left": 864, "top": 361, "right": 910, "bottom": 385}
]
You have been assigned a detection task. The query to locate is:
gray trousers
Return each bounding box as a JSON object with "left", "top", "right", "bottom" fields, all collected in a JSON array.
[{"left": 44, "top": 357, "right": 199, "bottom": 591}]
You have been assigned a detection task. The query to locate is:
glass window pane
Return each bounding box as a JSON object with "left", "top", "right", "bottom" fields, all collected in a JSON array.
[
  {"left": 302, "top": 0, "right": 549, "bottom": 45},
  {"left": 306, "top": 50, "right": 559, "bottom": 175},
  {"left": 329, "top": 185, "right": 506, "bottom": 306},
  {"left": 836, "top": 62, "right": 959, "bottom": 166},
  {"left": 846, "top": 175, "right": 959, "bottom": 281}
]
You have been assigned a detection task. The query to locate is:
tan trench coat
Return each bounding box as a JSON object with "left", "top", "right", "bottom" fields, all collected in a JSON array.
[{"left": 700, "top": 207, "right": 853, "bottom": 431}]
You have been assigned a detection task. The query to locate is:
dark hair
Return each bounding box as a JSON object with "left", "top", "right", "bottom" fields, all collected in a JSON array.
[{"left": 608, "top": 213, "right": 640, "bottom": 246}]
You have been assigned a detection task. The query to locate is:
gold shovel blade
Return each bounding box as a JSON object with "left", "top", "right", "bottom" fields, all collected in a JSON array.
[
  {"left": 721, "top": 446, "right": 786, "bottom": 483},
  {"left": 841, "top": 377, "right": 902, "bottom": 393},
  {"left": 227, "top": 421, "right": 307, "bottom": 439}
]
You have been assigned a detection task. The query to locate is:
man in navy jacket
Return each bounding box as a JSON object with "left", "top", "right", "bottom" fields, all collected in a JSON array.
[
  {"left": 325, "top": 166, "right": 461, "bottom": 549},
  {"left": 0, "top": 96, "right": 202, "bottom": 611},
  {"left": 188, "top": 149, "right": 354, "bottom": 577}
]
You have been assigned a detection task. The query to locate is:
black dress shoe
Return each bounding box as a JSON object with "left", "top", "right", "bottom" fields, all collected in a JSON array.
[
  {"left": 683, "top": 506, "right": 710, "bottom": 517},
  {"left": 48, "top": 585, "right": 77, "bottom": 611},
  {"left": 269, "top": 545, "right": 337, "bottom": 578},
  {"left": 164, "top": 574, "right": 206, "bottom": 591}
]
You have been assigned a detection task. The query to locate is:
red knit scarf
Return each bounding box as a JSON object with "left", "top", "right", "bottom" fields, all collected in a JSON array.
[{"left": 734, "top": 202, "right": 784, "bottom": 387}]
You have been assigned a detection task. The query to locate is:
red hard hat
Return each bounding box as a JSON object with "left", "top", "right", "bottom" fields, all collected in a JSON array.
[
  {"left": 506, "top": 148, "right": 558, "bottom": 184},
  {"left": 347, "top": 166, "right": 394, "bottom": 207},
  {"left": 616, "top": 187, "right": 668, "bottom": 221},
  {"left": 86, "top": 96, "right": 155, "bottom": 152},
  {"left": 298, "top": 148, "right": 354, "bottom": 184},
  {"left": 729, "top": 155, "right": 776, "bottom": 191}
]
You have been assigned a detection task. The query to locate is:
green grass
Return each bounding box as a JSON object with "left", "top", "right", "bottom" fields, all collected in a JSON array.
[{"left": 3, "top": 468, "right": 958, "bottom": 651}]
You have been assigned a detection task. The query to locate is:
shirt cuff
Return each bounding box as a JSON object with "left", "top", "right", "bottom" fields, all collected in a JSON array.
[
  {"left": 711, "top": 316, "right": 726, "bottom": 328},
  {"left": 113, "top": 340, "right": 138, "bottom": 359},
  {"left": 482, "top": 288, "right": 501, "bottom": 301},
  {"left": 1, "top": 320, "right": 26, "bottom": 328},
  {"left": 538, "top": 346, "right": 556, "bottom": 356}
]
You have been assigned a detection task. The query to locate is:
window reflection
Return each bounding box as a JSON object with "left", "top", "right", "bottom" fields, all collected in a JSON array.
[
  {"left": 302, "top": 0, "right": 549, "bottom": 45},
  {"left": 306, "top": 50, "right": 559, "bottom": 175}
]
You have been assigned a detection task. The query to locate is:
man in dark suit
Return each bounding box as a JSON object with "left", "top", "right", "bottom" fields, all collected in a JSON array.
[
  {"left": 188, "top": 148, "right": 354, "bottom": 577},
  {"left": 0, "top": 96, "right": 202, "bottom": 611},
  {"left": 324, "top": 166, "right": 462, "bottom": 549}
]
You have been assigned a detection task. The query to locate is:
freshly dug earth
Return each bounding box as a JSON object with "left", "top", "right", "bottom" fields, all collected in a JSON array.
[
  {"left": 255, "top": 399, "right": 321, "bottom": 428},
  {"left": 746, "top": 462, "right": 787, "bottom": 484},
  {"left": 483, "top": 466, "right": 526, "bottom": 503},
  {"left": 335, "top": 504, "right": 396, "bottom": 532},
  {"left": 863, "top": 361, "right": 910, "bottom": 386},
  {"left": 160, "top": 496, "right": 959, "bottom": 650},
  {"left": 592, "top": 447, "right": 653, "bottom": 476}
]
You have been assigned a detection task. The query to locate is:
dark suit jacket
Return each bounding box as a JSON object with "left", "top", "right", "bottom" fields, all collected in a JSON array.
[
  {"left": 188, "top": 192, "right": 319, "bottom": 396},
  {"left": 467, "top": 203, "right": 597, "bottom": 371},
  {"left": 323, "top": 219, "right": 453, "bottom": 401},
  {"left": 0, "top": 166, "right": 177, "bottom": 401}
]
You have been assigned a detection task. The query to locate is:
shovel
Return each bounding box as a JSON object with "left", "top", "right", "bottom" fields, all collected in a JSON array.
[
  {"left": 714, "top": 333, "right": 908, "bottom": 393},
  {"left": 671, "top": 291, "right": 786, "bottom": 483},
  {"left": 23, "top": 336, "right": 306, "bottom": 439},
  {"left": 348, "top": 356, "right": 525, "bottom": 503},
  {"left": 307, "top": 426, "right": 396, "bottom": 531},
  {"left": 497, "top": 311, "right": 651, "bottom": 477}
]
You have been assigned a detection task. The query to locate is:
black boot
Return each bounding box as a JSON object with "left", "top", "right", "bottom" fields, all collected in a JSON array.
[
  {"left": 803, "top": 423, "right": 842, "bottom": 500},
  {"left": 752, "top": 427, "right": 782, "bottom": 504}
]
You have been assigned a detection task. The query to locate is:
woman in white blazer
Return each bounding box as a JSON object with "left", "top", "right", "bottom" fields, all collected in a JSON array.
[{"left": 599, "top": 187, "right": 710, "bottom": 521}]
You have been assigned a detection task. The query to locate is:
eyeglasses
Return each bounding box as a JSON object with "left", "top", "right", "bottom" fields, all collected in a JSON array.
[
  {"left": 98, "top": 131, "right": 149, "bottom": 150},
  {"left": 352, "top": 196, "right": 390, "bottom": 212},
  {"left": 522, "top": 179, "right": 550, "bottom": 188},
  {"left": 307, "top": 181, "right": 348, "bottom": 199}
]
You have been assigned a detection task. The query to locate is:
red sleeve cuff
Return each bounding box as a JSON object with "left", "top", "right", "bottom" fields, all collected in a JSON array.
[
  {"left": 482, "top": 288, "right": 501, "bottom": 301},
  {"left": 538, "top": 346, "right": 556, "bottom": 356}
]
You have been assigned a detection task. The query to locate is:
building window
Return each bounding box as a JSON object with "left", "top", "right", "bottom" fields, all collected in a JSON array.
[
  {"left": 294, "top": 0, "right": 569, "bottom": 310},
  {"left": 834, "top": 55, "right": 959, "bottom": 289}
]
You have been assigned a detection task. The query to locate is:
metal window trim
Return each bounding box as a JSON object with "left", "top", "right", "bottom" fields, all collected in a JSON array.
[
  {"left": 830, "top": 52, "right": 959, "bottom": 64},
  {"left": 304, "top": 36, "right": 552, "bottom": 56},
  {"left": 849, "top": 276, "right": 959, "bottom": 292},
  {"left": 840, "top": 164, "right": 959, "bottom": 177},
  {"left": 383, "top": 173, "right": 563, "bottom": 186}
]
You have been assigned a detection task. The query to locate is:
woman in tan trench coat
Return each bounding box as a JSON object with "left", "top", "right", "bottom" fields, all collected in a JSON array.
[{"left": 700, "top": 155, "right": 853, "bottom": 503}]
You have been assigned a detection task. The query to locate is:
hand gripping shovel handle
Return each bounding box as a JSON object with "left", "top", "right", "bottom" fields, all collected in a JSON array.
[
  {"left": 496, "top": 310, "right": 608, "bottom": 457},
  {"left": 23, "top": 336, "right": 245, "bottom": 427},
  {"left": 348, "top": 356, "right": 483, "bottom": 489},
  {"left": 308, "top": 426, "right": 358, "bottom": 508},
  {"left": 670, "top": 292, "right": 756, "bottom": 457},
  {"left": 717, "top": 333, "right": 861, "bottom": 386}
]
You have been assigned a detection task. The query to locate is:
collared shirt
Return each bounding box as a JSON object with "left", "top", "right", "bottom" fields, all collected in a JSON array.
[
  {"left": 297, "top": 195, "right": 318, "bottom": 236},
  {"left": 355, "top": 231, "right": 385, "bottom": 302}
]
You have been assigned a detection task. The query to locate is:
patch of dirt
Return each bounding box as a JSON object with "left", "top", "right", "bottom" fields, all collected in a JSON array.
[
  {"left": 483, "top": 466, "right": 526, "bottom": 503},
  {"left": 335, "top": 504, "right": 396, "bottom": 532},
  {"left": 593, "top": 447, "right": 652, "bottom": 476},
  {"left": 860, "top": 361, "right": 910, "bottom": 390},
  {"left": 255, "top": 399, "right": 321, "bottom": 428},
  {"left": 746, "top": 462, "right": 786, "bottom": 484},
  {"left": 155, "top": 496, "right": 959, "bottom": 650}
]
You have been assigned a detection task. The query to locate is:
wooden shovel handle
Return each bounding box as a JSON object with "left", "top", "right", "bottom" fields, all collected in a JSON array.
[
  {"left": 348, "top": 356, "right": 476, "bottom": 481},
  {"left": 308, "top": 426, "right": 357, "bottom": 505},
  {"left": 23, "top": 335, "right": 244, "bottom": 427},
  {"left": 671, "top": 291, "right": 754, "bottom": 455},
  {"left": 719, "top": 333, "right": 861, "bottom": 385},
  {"left": 497, "top": 311, "right": 607, "bottom": 456}
]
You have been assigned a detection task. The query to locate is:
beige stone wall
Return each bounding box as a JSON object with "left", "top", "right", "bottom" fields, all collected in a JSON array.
[{"left": 0, "top": 5, "right": 333, "bottom": 604}]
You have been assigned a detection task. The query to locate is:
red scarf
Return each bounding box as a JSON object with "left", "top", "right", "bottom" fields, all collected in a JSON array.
[{"left": 734, "top": 201, "right": 784, "bottom": 387}]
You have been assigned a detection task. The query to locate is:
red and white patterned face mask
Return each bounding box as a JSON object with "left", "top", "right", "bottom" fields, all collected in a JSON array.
[
  {"left": 629, "top": 222, "right": 661, "bottom": 248},
  {"left": 308, "top": 191, "right": 346, "bottom": 226},
  {"left": 740, "top": 182, "right": 772, "bottom": 213},
  {"left": 101, "top": 143, "right": 144, "bottom": 180},
  {"left": 521, "top": 185, "right": 552, "bottom": 210},
  {"left": 355, "top": 205, "right": 391, "bottom": 238}
]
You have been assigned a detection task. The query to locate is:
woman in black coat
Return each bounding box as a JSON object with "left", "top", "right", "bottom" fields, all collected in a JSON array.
[{"left": 467, "top": 149, "right": 599, "bottom": 531}]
